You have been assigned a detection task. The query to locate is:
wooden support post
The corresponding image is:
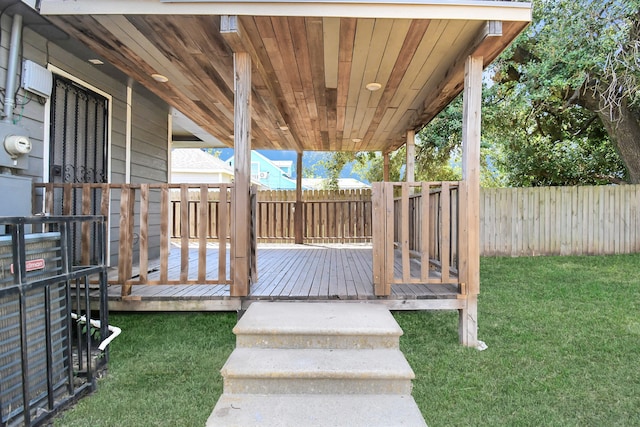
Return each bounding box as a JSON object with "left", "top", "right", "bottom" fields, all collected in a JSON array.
[
  {"left": 459, "top": 55, "right": 482, "bottom": 347},
  {"left": 295, "top": 151, "right": 304, "bottom": 244},
  {"left": 383, "top": 152, "right": 389, "bottom": 182},
  {"left": 231, "top": 50, "right": 252, "bottom": 297},
  {"left": 372, "top": 182, "right": 386, "bottom": 295},
  {"left": 406, "top": 130, "right": 415, "bottom": 182}
]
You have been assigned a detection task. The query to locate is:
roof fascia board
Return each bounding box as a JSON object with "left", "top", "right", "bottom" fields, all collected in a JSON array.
[{"left": 39, "top": 0, "right": 532, "bottom": 22}]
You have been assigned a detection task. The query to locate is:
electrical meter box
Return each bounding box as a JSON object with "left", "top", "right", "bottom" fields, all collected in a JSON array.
[{"left": 0, "top": 123, "right": 30, "bottom": 170}]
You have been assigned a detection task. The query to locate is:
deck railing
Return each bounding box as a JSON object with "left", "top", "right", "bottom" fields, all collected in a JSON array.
[
  {"left": 170, "top": 189, "right": 372, "bottom": 243},
  {"left": 372, "top": 182, "right": 460, "bottom": 296},
  {"left": 34, "top": 183, "right": 235, "bottom": 296}
]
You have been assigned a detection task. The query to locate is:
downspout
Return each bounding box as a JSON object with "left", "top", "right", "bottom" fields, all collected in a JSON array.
[
  {"left": 3, "top": 13, "right": 23, "bottom": 124},
  {"left": 71, "top": 313, "right": 122, "bottom": 351}
]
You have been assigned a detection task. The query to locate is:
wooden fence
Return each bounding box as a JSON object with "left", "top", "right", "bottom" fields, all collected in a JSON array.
[
  {"left": 481, "top": 185, "right": 640, "bottom": 256},
  {"left": 171, "top": 188, "right": 372, "bottom": 244},
  {"left": 170, "top": 184, "right": 640, "bottom": 255}
]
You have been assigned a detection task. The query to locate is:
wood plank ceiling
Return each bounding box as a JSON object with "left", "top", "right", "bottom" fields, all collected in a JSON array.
[{"left": 43, "top": 5, "right": 530, "bottom": 153}]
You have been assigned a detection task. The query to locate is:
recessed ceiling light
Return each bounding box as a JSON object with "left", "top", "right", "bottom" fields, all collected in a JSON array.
[
  {"left": 151, "top": 73, "right": 169, "bottom": 83},
  {"left": 352, "top": 138, "right": 362, "bottom": 143},
  {"left": 276, "top": 121, "right": 289, "bottom": 131},
  {"left": 365, "top": 82, "right": 382, "bottom": 91},
  {"left": 88, "top": 59, "right": 104, "bottom": 65}
]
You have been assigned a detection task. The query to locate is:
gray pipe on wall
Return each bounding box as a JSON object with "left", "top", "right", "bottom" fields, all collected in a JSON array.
[{"left": 3, "top": 13, "right": 23, "bottom": 123}]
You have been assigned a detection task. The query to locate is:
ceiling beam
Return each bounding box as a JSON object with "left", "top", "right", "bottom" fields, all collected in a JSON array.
[{"left": 40, "top": 0, "right": 533, "bottom": 23}]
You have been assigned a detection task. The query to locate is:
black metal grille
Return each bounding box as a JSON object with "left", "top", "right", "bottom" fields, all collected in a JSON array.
[
  {"left": 49, "top": 75, "right": 108, "bottom": 264},
  {"left": 50, "top": 75, "right": 108, "bottom": 186},
  {"left": 0, "top": 216, "right": 108, "bottom": 427}
]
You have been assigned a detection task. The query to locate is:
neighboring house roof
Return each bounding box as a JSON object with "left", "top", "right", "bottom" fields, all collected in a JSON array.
[
  {"left": 172, "top": 148, "right": 269, "bottom": 187},
  {"left": 171, "top": 148, "right": 233, "bottom": 173},
  {"left": 302, "top": 178, "right": 370, "bottom": 190},
  {"left": 272, "top": 160, "right": 293, "bottom": 175}
]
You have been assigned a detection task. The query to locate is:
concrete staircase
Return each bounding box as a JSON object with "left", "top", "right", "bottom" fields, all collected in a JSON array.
[{"left": 207, "top": 302, "right": 427, "bottom": 426}]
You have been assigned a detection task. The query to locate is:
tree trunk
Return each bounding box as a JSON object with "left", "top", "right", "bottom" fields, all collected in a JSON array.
[{"left": 579, "top": 90, "right": 640, "bottom": 184}]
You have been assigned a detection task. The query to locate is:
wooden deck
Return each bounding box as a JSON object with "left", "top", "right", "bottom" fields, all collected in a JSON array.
[{"left": 103, "top": 244, "right": 461, "bottom": 311}]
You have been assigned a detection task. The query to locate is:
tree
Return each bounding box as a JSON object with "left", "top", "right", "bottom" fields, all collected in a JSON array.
[
  {"left": 489, "top": 0, "right": 640, "bottom": 184},
  {"left": 352, "top": 97, "right": 501, "bottom": 186},
  {"left": 318, "top": 152, "right": 354, "bottom": 190}
]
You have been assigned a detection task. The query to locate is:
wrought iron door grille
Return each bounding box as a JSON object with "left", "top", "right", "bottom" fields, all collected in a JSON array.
[
  {"left": 49, "top": 75, "right": 108, "bottom": 264},
  {"left": 50, "top": 75, "right": 108, "bottom": 186}
]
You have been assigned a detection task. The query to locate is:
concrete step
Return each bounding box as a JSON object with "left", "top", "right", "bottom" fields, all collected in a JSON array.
[
  {"left": 221, "top": 347, "right": 414, "bottom": 395},
  {"left": 207, "top": 394, "right": 427, "bottom": 427},
  {"left": 235, "top": 302, "right": 403, "bottom": 349}
]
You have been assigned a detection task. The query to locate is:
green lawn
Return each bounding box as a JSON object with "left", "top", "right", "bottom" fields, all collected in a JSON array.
[{"left": 55, "top": 254, "right": 640, "bottom": 426}]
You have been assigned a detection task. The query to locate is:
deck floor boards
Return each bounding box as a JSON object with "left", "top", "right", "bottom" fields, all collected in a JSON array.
[{"left": 102, "top": 244, "right": 459, "bottom": 311}]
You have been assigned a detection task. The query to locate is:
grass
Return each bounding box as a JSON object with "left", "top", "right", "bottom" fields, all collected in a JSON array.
[
  {"left": 54, "top": 312, "right": 237, "bottom": 427},
  {"left": 55, "top": 254, "right": 640, "bottom": 426}
]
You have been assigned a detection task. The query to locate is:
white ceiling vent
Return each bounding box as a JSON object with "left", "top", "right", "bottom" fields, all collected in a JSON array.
[{"left": 22, "top": 60, "right": 53, "bottom": 99}]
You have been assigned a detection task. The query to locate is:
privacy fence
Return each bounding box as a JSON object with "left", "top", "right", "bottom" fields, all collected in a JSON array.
[
  {"left": 171, "top": 188, "right": 372, "bottom": 244},
  {"left": 169, "top": 185, "right": 640, "bottom": 256},
  {"left": 480, "top": 185, "right": 640, "bottom": 256}
]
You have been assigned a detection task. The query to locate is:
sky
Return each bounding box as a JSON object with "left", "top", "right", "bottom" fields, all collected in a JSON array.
[{"left": 213, "top": 148, "right": 364, "bottom": 181}]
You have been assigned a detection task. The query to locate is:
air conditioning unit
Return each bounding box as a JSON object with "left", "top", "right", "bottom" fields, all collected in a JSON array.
[{"left": 259, "top": 172, "right": 269, "bottom": 179}]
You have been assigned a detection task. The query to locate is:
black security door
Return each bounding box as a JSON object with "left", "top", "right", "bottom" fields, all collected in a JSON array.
[{"left": 49, "top": 75, "right": 108, "bottom": 262}]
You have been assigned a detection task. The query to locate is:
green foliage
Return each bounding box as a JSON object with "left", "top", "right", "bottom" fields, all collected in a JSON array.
[
  {"left": 414, "top": 98, "right": 463, "bottom": 182},
  {"left": 350, "top": 100, "right": 464, "bottom": 184},
  {"left": 485, "top": 0, "right": 639, "bottom": 185},
  {"left": 483, "top": 84, "right": 626, "bottom": 186},
  {"left": 318, "top": 152, "right": 356, "bottom": 190},
  {"left": 352, "top": 97, "right": 501, "bottom": 186},
  {"left": 202, "top": 148, "right": 222, "bottom": 158}
]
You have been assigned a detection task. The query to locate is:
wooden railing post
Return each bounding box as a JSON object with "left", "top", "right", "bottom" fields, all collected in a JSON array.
[
  {"left": 179, "top": 184, "right": 189, "bottom": 283},
  {"left": 118, "top": 185, "right": 135, "bottom": 296},
  {"left": 218, "top": 185, "right": 229, "bottom": 283},
  {"left": 197, "top": 185, "right": 208, "bottom": 283},
  {"left": 139, "top": 184, "right": 150, "bottom": 284},
  {"left": 250, "top": 186, "right": 258, "bottom": 283},
  {"left": 372, "top": 182, "right": 387, "bottom": 295},
  {"left": 295, "top": 152, "right": 304, "bottom": 244},
  {"left": 160, "top": 185, "right": 169, "bottom": 283}
]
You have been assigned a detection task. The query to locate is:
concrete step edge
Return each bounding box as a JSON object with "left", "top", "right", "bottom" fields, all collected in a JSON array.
[
  {"left": 236, "top": 333, "right": 400, "bottom": 349},
  {"left": 221, "top": 348, "right": 415, "bottom": 380},
  {"left": 234, "top": 302, "right": 403, "bottom": 337},
  {"left": 207, "top": 393, "right": 427, "bottom": 427}
]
